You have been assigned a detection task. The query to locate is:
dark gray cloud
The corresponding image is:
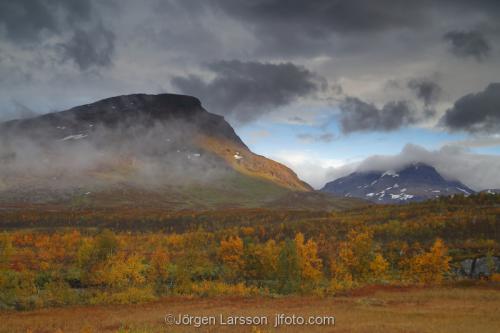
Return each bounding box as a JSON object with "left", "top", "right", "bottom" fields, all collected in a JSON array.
[
  {"left": 0, "top": 0, "right": 92, "bottom": 43},
  {"left": 58, "top": 24, "right": 115, "bottom": 70},
  {"left": 213, "top": 0, "right": 426, "bottom": 33},
  {"left": 353, "top": 144, "right": 500, "bottom": 191},
  {"left": 319, "top": 144, "right": 500, "bottom": 191},
  {"left": 1, "top": 0, "right": 500, "bottom": 134},
  {"left": 407, "top": 78, "right": 442, "bottom": 106},
  {"left": 283, "top": 143, "right": 500, "bottom": 190},
  {"left": 172, "top": 60, "right": 326, "bottom": 123},
  {"left": 205, "top": 0, "right": 500, "bottom": 57},
  {"left": 441, "top": 83, "right": 500, "bottom": 133},
  {"left": 206, "top": 0, "right": 427, "bottom": 56},
  {"left": 339, "top": 97, "right": 417, "bottom": 133},
  {"left": 210, "top": 0, "right": 500, "bottom": 33},
  {"left": 443, "top": 30, "right": 492, "bottom": 61},
  {"left": 0, "top": 0, "right": 114, "bottom": 70}
]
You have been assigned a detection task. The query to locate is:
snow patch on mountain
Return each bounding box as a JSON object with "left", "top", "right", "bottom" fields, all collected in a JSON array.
[
  {"left": 61, "top": 134, "right": 88, "bottom": 141},
  {"left": 382, "top": 170, "right": 399, "bottom": 178},
  {"left": 321, "top": 163, "right": 475, "bottom": 204}
]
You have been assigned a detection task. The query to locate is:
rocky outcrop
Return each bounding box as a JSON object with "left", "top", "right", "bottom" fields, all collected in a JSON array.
[{"left": 456, "top": 256, "right": 500, "bottom": 278}]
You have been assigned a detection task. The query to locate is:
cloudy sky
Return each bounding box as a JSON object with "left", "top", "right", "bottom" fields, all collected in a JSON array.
[{"left": 1, "top": 0, "right": 500, "bottom": 189}]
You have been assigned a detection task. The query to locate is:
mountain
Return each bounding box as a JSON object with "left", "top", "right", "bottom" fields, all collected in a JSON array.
[
  {"left": 0, "top": 93, "right": 361, "bottom": 211},
  {"left": 321, "top": 163, "right": 475, "bottom": 203},
  {"left": 481, "top": 189, "right": 500, "bottom": 195}
]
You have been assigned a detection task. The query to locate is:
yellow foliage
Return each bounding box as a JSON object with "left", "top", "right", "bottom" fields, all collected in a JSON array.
[
  {"left": 328, "top": 276, "right": 354, "bottom": 294},
  {"left": 406, "top": 238, "right": 451, "bottom": 285},
  {"left": 332, "top": 229, "right": 374, "bottom": 282},
  {"left": 244, "top": 240, "right": 279, "bottom": 280},
  {"left": 241, "top": 226, "right": 255, "bottom": 236},
  {"left": 219, "top": 236, "right": 244, "bottom": 278},
  {"left": 0, "top": 233, "right": 13, "bottom": 269},
  {"left": 148, "top": 247, "right": 170, "bottom": 282},
  {"left": 369, "top": 253, "right": 389, "bottom": 281},
  {"left": 294, "top": 233, "right": 323, "bottom": 284},
  {"left": 90, "top": 253, "right": 147, "bottom": 289},
  {"left": 165, "top": 233, "right": 185, "bottom": 250},
  {"left": 261, "top": 240, "right": 279, "bottom": 273}
]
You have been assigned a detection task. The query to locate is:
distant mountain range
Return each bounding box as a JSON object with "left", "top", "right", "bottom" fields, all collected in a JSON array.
[
  {"left": 482, "top": 189, "right": 500, "bottom": 194},
  {"left": 2, "top": 93, "right": 494, "bottom": 210},
  {"left": 0, "top": 93, "right": 362, "bottom": 211},
  {"left": 321, "top": 163, "right": 477, "bottom": 203}
]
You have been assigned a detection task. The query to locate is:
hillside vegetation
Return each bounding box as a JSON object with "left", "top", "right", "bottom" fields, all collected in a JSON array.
[{"left": 0, "top": 194, "right": 498, "bottom": 310}]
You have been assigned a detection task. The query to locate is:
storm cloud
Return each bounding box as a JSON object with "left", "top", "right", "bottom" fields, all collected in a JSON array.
[
  {"left": 339, "top": 97, "right": 417, "bottom": 133},
  {"left": 1, "top": 0, "right": 500, "bottom": 194},
  {"left": 441, "top": 83, "right": 500, "bottom": 134},
  {"left": 354, "top": 144, "right": 500, "bottom": 191},
  {"left": 58, "top": 24, "right": 115, "bottom": 70},
  {"left": 213, "top": 0, "right": 425, "bottom": 34},
  {"left": 407, "top": 78, "right": 442, "bottom": 107},
  {"left": 444, "top": 30, "right": 492, "bottom": 61},
  {"left": 1, "top": 0, "right": 500, "bottom": 142},
  {"left": 321, "top": 144, "right": 500, "bottom": 191},
  {"left": 205, "top": 0, "right": 500, "bottom": 57},
  {"left": 172, "top": 60, "right": 326, "bottom": 123},
  {"left": 0, "top": 0, "right": 92, "bottom": 43},
  {"left": 0, "top": 0, "right": 114, "bottom": 70}
]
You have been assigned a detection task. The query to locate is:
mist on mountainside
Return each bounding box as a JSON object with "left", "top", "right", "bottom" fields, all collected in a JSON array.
[
  {"left": 1, "top": 99, "right": 236, "bottom": 186},
  {"left": 320, "top": 144, "right": 500, "bottom": 191},
  {"left": 0, "top": 94, "right": 316, "bottom": 208}
]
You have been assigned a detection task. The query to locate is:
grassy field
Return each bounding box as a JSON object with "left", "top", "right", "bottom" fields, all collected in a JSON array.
[{"left": 2, "top": 285, "right": 500, "bottom": 333}]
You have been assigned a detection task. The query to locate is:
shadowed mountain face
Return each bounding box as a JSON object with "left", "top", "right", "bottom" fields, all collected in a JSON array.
[
  {"left": 321, "top": 163, "right": 475, "bottom": 203},
  {"left": 0, "top": 94, "right": 318, "bottom": 209},
  {"left": 0, "top": 94, "right": 245, "bottom": 146}
]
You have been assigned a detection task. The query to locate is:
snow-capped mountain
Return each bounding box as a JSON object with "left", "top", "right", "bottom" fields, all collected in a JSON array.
[{"left": 321, "top": 163, "right": 475, "bottom": 203}]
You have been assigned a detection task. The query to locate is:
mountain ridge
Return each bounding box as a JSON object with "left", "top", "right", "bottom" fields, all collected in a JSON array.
[
  {"left": 0, "top": 93, "right": 327, "bottom": 210},
  {"left": 321, "top": 163, "right": 475, "bottom": 203},
  {"left": 0, "top": 94, "right": 247, "bottom": 147}
]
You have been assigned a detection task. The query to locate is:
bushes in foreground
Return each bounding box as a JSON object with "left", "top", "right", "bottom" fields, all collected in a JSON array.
[{"left": 0, "top": 227, "right": 459, "bottom": 310}]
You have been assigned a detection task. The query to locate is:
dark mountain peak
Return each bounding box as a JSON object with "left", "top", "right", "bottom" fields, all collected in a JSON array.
[
  {"left": 0, "top": 93, "right": 245, "bottom": 147},
  {"left": 73, "top": 93, "right": 204, "bottom": 118},
  {"left": 2, "top": 93, "right": 204, "bottom": 129},
  {"left": 404, "top": 162, "right": 437, "bottom": 172},
  {"left": 322, "top": 162, "right": 474, "bottom": 203},
  {"left": 0, "top": 93, "right": 314, "bottom": 207},
  {"left": 398, "top": 163, "right": 445, "bottom": 183}
]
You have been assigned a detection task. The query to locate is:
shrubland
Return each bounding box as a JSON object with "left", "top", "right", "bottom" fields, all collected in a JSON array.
[{"left": 0, "top": 193, "right": 498, "bottom": 310}]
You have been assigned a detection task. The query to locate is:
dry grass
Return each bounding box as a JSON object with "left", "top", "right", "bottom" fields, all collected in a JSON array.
[{"left": 1, "top": 286, "right": 500, "bottom": 333}]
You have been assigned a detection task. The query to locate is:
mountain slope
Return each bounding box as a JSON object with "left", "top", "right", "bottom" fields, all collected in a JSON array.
[
  {"left": 0, "top": 94, "right": 323, "bottom": 209},
  {"left": 321, "top": 163, "right": 475, "bottom": 203},
  {"left": 481, "top": 189, "right": 500, "bottom": 195}
]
